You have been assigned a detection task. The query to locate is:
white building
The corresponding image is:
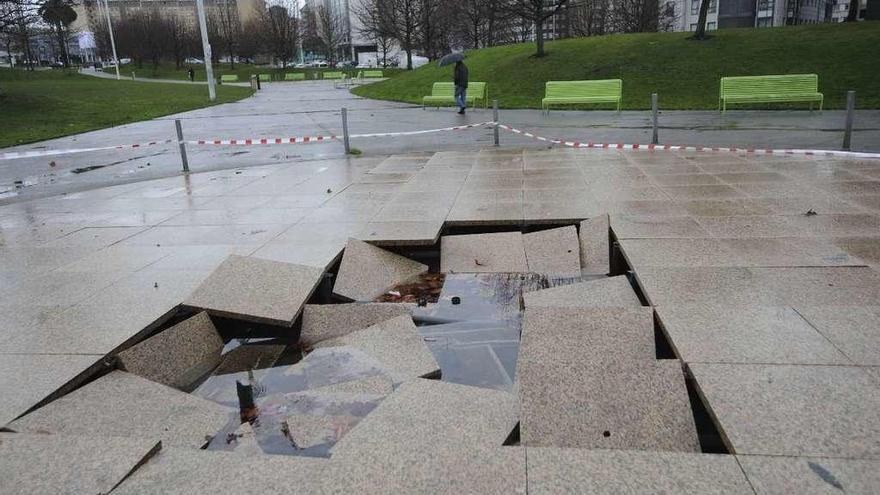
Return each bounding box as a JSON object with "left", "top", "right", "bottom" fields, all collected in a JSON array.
[{"left": 668, "top": 0, "right": 865, "bottom": 31}]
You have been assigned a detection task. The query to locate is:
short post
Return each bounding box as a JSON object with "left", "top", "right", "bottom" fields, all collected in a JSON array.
[
  {"left": 842, "top": 90, "right": 855, "bottom": 151},
  {"left": 175, "top": 119, "right": 189, "bottom": 173},
  {"left": 341, "top": 107, "right": 351, "bottom": 154},
  {"left": 131, "top": 71, "right": 135, "bottom": 81},
  {"left": 256, "top": 75, "right": 261, "bottom": 90},
  {"left": 493, "top": 99, "right": 500, "bottom": 147},
  {"left": 651, "top": 93, "right": 659, "bottom": 145}
]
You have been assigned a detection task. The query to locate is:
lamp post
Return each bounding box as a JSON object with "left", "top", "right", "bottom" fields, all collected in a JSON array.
[
  {"left": 101, "top": 0, "right": 120, "bottom": 80},
  {"left": 195, "top": 0, "right": 217, "bottom": 102}
]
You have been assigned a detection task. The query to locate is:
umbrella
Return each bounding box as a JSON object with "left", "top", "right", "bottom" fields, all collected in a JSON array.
[{"left": 437, "top": 52, "right": 464, "bottom": 67}]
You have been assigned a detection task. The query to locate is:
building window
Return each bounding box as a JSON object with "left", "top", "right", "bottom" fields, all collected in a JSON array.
[
  {"left": 708, "top": 21, "right": 717, "bottom": 29},
  {"left": 690, "top": 23, "right": 698, "bottom": 30},
  {"left": 757, "top": 16, "right": 773, "bottom": 27},
  {"left": 758, "top": 0, "right": 775, "bottom": 10},
  {"left": 691, "top": 0, "right": 699, "bottom": 15},
  {"left": 709, "top": 0, "right": 717, "bottom": 13}
]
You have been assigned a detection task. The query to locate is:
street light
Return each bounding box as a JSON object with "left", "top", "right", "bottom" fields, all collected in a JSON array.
[
  {"left": 101, "top": 0, "right": 120, "bottom": 80},
  {"left": 195, "top": 0, "right": 217, "bottom": 102}
]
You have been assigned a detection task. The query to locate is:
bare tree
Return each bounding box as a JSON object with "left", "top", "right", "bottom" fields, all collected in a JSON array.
[
  {"left": 165, "top": 10, "right": 193, "bottom": 69},
  {"left": 5, "top": 0, "right": 38, "bottom": 69},
  {"left": 846, "top": 0, "right": 860, "bottom": 21},
  {"left": 385, "top": 0, "right": 423, "bottom": 69},
  {"left": 211, "top": 0, "right": 242, "bottom": 68},
  {"left": 316, "top": 4, "right": 345, "bottom": 64},
  {"left": 612, "top": 0, "right": 662, "bottom": 33},
  {"left": 691, "top": 0, "right": 711, "bottom": 39},
  {"left": 354, "top": 0, "right": 395, "bottom": 67},
  {"left": 505, "top": 0, "right": 568, "bottom": 57},
  {"left": 38, "top": 0, "right": 76, "bottom": 66},
  {"left": 257, "top": 1, "right": 299, "bottom": 67}
]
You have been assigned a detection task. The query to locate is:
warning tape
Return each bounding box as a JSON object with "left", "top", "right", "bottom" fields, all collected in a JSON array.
[
  {"left": 496, "top": 124, "right": 880, "bottom": 160},
  {"left": 0, "top": 139, "right": 175, "bottom": 161},
  {"left": 188, "top": 135, "right": 335, "bottom": 145},
  {"left": 350, "top": 121, "right": 495, "bottom": 139}
]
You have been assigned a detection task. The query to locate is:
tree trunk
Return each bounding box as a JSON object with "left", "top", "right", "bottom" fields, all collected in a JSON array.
[
  {"left": 535, "top": 19, "right": 545, "bottom": 57},
  {"left": 846, "top": 0, "right": 860, "bottom": 20},
  {"left": 692, "top": 0, "right": 711, "bottom": 40}
]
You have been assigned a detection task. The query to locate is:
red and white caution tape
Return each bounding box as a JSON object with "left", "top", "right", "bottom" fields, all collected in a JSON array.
[
  {"left": 350, "top": 121, "right": 495, "bottom": 139},
  {"left": 187, "top": 135, "right": 335, "bottom": 145},
  {"left": 497, "top": 124, "right": 880, "bottom": 160},
  {"left": 0, "top": 139, "right": 175, "bottom": 161}
]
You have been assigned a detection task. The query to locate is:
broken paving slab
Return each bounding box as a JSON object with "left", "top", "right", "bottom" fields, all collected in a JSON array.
[
  {"left": 656, "top": 305, "right": 850, "bottom": 365},
  {"left": 117, "top": 311, "right": 224, "bottom": 390},
  {"left": 112, "top": 447, "right": 327, "bottom": 495},
  {"left": 579, "top": 214, "right": 609, "bottom": 274},
  {"left": 522, "top": 275, "right": 642, "bottom": 309},
  {"left": 522, "top": 225, "right": 581, "bottom": 275},
  {"left": 300, "top": 302, "right": 413, "bottom": 347},
  {"left": 211, "top": 342, "right": 287, "bottom": 375},
  {"left": 690, "top": 363, "right": 880, "bottom": 458},
  {"left": 321, "top": 445, "right": 526, "bottom": 494},
  {"left": 416, "top": 272, "right": 544, "bottom": 323},
  {"left": 527, "top": 448, "right": 753, "bottom": 494},
  {"left": 332, "top": 238, "right": 429, "bottom": 301},
  {"left": 8, "top": 370, "right": 231, "bottom": 449},
  {"left": 440, "top": 232, "right": 529, "bottom": 273},
  {"left": 737, "top": 455, "right": 880, "bottom": 494},
  {"left": 519, "top": 307, "right": 656, "bottom": 366},
  {"left": 0, "top": 433, "right": 161, "bottom": 495},
  {"left": 426, "top": 341, "right": 515, "bottom": 392},
  {"left": 519, "top": 359, "right": 699, "bottom": 452},
  {"left": 0, "top": 353, "right": 100, "bottom": 429},
  {"left": 331, "top": 379, "right": 519, "bottom": 460},
  {"left": 184, "top": 255, "right": 325, "bottom": 327},
  {"left": 312, "top": 315, "right": 439, "bottom": 380}
]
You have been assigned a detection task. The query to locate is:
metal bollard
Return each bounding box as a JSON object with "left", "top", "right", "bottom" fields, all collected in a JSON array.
[
  {"left": 493, "top": 100, "right": 500, "bottom": 147},
  {"left": 651, "top": 93, "right": 659, "bottom": 145},
  {"left": 175, "top": 119, "right": 189, "bottom": 173},
  {"left": 131, "top": 71, "right": 135, "bottom": 81},
  {"left": 341, "top": 107, "right": 351, "bottom": 154},
  {"left": 842, "top": 90, "right": 855, "bottom": 151}
]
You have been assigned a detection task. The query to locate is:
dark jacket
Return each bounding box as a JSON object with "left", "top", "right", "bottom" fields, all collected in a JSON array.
[{"left": 454, "top": 63, "right": 468, "bottom": 89}]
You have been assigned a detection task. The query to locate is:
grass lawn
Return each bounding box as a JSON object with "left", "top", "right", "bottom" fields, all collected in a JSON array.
[
  {"left": 103, "top": 63, "right": 404, "bottom": 82},
  {"left": 353, "top": 22, "right": 880, "bottom": 110},
  {"left": 0, "top": 69, "right": 254, "bottom": 148}
]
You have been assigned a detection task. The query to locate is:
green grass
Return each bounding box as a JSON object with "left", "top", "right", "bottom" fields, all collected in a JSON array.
[
  {"left": 353, "top": 22, "right": 880, "bottom": 110},
  {"left": 0, "top": 69, "right": 254, "bottom": 148},
  {"left": 104, "top": 63, "right": 405, "bottom": 82}
]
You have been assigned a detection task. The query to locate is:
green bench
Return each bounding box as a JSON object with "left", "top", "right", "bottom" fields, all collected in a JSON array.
[
  {"left": 285, "top": 73, "right": 305, "bottom": 81},
  {"left": 719, "top": 74, "right": 823, "bottom": 112},
  {"left": 542, "top": 79, "right": 622, "bottom": 113},
  {"left": 359, "top": 70, "right": 384, "bottom": 79},
  {"left": 258, "top": 73, "right": 271, "bottom": 82},
  {"left": 219, "top": 74, "right": 239, "bottom": 83},
  {"left": 323, "top": 71, "right": 345, "bottom": 80},
  {"left": 422, "top": 82, "right": 488, "bottom": 109}
]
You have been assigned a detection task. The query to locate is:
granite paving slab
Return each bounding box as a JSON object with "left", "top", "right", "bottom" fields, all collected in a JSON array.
[
  {"left": 0, "top": 433, "right": 162, "bottom": 495},
  {"left": 610, "top": 214, "right": 711, "bottom": 239},
  {"left": 833, "top": 237, "right": 880, "bottom": 267},
  {"left": 357, "top": 220, "right": 443, "bottom": 246},
  {"left": 447, "top": 199, "right": 524, "bottom": 225},
  {"left": 332, "top": 238, "right": 428, "bottom": 301},
  {"left": 0, "top": 353, "right": 99, "bottom": 428},
  {"left": 579, "top": 214, "right": 609, "bottom": 274},
  {"left": 8, "top": 370, "right": 231, "bottom": 448},
  {"left": 795, "top": 305, "right": 880, "bottom": 366},
  {"left": 330, "top": 379, "right": 518, "bottom": 458},
  {"left": 522, "top": 275, "right": 642, "bottom": 309},
  {"left": 522, "top": 226, "right": 581, "bottom": 275},
  {"left": 300, "top": 302, "right": 413, "bottom": 347},
  {"left": 321, "top": 446, "right": 526, "bottom": 494},
  {"left": 753, "top": 266, "right": 880, "bottom": 307},
  {"left": 738, "top": 455, "right": 880, "bottom": 495},
  {"left": 312, "top": 315, "right": 438, "bottom": 379},
  {"left": 527, "top": 448, "right": 753, "bottom": 494},
  {"left": 113, "top": 447, "right": 327, "bottom": 494},
  {"left": 440, "top": 232, "right": 529, "bottom": 273},
  {"left": 634, "top": 267, "right": 778, "bottom": 306},
  {"left": 690, "top": 363, "right": 880, "bottom": 457},
  {"left": 212, "top": 343, "right": 286, "bottom": 375},
  {"left": 184, "top": 255, "right": 325, "bottom": 327},
  {"left": 117, "top": 312, "right": 224, "bottom": 389},
  {"left": 519, "top": 358, "right": 699, "bottom": 451},
  {"left": 656, "top": 305, "right": 850, "bottom": 365},
  {"left": 721, "top": 237, "right": 867, "bottom": 267},
  {"left": 619, "top": 238, "right": 743, "bottom": 268}
]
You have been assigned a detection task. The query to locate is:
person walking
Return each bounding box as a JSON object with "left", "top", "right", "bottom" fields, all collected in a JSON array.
[
  {"left": 188, "top": 67, "right": 195, "bottom": 82},
  {"left": 454, "top": 60, "right": 469, "bottom": 115}
]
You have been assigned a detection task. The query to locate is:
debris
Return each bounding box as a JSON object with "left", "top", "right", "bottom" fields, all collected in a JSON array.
[
  {"left": 474, "top": 259, "right": 485, "bottom": 266},
  {"left": 805, "top": 209, "right": 818, "bottom": 216},
  {"left": 375, "top": 273, "right": 445, "bottom": 304},
  {"left": 451, "top": 296, "right": 461, "bottom": 305},
  {"left": 49, "top": 161, "right": 56, "bottom": 167},
  {"left": 153, "top": 282, "right": 158, "bottom": 288},
  {"left": 236, "top": 380, "right": 259, "bottom": 423},
  {"left": 388, "top": 290, "right": 402, "bottom": 297},
  {"left": 326, "top": 188, "right": 332, "bottom": 194}
]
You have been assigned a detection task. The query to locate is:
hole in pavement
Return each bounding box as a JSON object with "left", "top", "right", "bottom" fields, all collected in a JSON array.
[
  {"left": 653, "top": 311, "right": 677, "bottom": 360},
  {"left": 684, "top": 370, "right": 731, "bottom": 454}
]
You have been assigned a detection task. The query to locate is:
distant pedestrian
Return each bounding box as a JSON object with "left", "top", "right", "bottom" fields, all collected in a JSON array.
[
  {"left": 454, "top": 60, "right": 468, "bottom": 115},
  {"left": 188, "top": 67, "right": 195, "bottom": 82}
]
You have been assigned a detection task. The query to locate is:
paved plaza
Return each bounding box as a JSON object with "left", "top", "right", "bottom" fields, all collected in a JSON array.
[{"left": 1, "top": 82, "right": 879, "bottom": 493}]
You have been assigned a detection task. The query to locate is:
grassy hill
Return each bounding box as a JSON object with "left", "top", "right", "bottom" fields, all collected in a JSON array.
[
  {"left": 102, "top": 64, "right": 405, "bottom": 82},
  {"left": 353, "top": 22, "right": 880, "bottom": 110},
  {"left": 0, "top": 69, "right": 253, "bottom": 148}
]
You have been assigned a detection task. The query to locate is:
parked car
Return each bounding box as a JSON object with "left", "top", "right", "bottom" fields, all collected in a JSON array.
[
  {"left": 339, "top": 60, "right": 358, "bottom": 69},
  {"left": 119, "top": 58, "right": 131, "bottom": 65},
  {"left": 184, "top": 57, "right": 204, "bottom": 64}
]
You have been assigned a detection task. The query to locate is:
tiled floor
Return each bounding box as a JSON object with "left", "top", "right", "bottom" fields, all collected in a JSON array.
[{"left": 1, "top": 147, "right": 879, "bottom": 491}]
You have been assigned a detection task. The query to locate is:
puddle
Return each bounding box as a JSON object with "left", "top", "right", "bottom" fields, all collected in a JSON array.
[
  {"left": 70, "top": 164, "right": 108, "bottom": 174},
  {"left": 375, "top": 273, "right": 445, "bottom": 304}
]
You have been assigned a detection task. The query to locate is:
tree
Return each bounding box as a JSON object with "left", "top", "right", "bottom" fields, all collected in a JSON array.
[
  {"left": 355, "top": 0, "right": 395, "bottom": 67},
  {"left": 846, "top": 0, "right": 860, "bottom": 21},
  {"left": 316, "top": 4, "right": 345, "bottom": 64},
  {"left": 38, "top": 0, "right": 76, "bottom": 67},
  {"left": 211, "top": 0, "right": 242, "bottom": 68},
  {"left": 505, "top": 0, "right": 568, "bottom": 57},
  {"left": 385, "top": 0, "right": 424, "bottom": 69},
  {"left": 6, "top": 0, "right": 38, "bottom": 69},
  {"left": 691, "top": 0, "right": 711, "bottom": 40},
  {"left": 165, "top": 10, "right": 192, "bottom": 69},
  {"left": 258, "top": 2, "right": 299, "bottom": 67}
]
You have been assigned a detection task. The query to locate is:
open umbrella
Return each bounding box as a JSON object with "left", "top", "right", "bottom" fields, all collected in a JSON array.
[{"left": 437, "top": 52, "right": 464, "bottom": 67}]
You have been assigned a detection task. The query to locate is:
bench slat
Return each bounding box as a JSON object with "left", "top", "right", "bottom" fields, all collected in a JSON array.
[
  {"left": 542, "top": 79, "right": 622, "bottom": 111},
  {"left": 720, "top": 74, "right": 823, "bottom": 111},
  {"left": 423, "top": 82, "right": 489, "bottom": 108}
]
